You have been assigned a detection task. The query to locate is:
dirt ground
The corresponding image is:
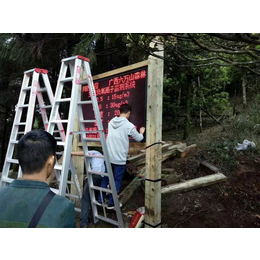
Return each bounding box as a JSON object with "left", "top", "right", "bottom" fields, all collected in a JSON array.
[
  {"left": 76, "top": 150, "right": 260, "bottom": 228},
  {"left": 119, "top": 152, "right": 260, "bottom": 228},
  {"left": 76, "top": 125, "right": 260, "bottom": 228}
]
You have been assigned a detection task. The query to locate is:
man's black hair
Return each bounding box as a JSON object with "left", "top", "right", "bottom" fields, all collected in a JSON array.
[
  {"left": 17, "top": 130, "right": 56, "bottom": 174},
  {"left": 120, "top": 104, "right": 132, "bottom": 114}
]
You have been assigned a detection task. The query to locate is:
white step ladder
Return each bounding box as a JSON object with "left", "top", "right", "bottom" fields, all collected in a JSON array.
[
  {"left": 47, "top": 55, "right": 124, "bottom": 227},
  {"left": 0, "top": 68, "right": 65, "bottom": 186}
]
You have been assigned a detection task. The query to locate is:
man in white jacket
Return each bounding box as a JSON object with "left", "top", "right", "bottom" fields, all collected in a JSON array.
[{"left": 98, "top": 104, "right": 145, "bottom": 209}]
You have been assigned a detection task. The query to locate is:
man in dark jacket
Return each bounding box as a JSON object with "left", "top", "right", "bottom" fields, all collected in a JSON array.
[{"left": 0, "top": 130, "right": 76, "bottom": 228}]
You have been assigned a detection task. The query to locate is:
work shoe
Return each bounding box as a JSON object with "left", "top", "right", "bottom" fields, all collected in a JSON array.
[{"left": 106, "top": 203, "right": 122, "bottom": 210}]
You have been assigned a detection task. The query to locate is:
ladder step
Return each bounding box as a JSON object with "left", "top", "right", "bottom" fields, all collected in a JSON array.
[
  {"left": 60, "top": 77, "right": 74, "bottom": 83},
  {"left": 71, "top": 130, "right": 101, "bottom": 135},
  {"left": 50, "top": 188, "right": 59, "bottom": 194},
  {"left": 1, "top": 177, "right": 15, "bottom": 184},
  {"left": 50, "top": 188, "right": 79, "bottom": 200},
  {"left": 83, "top": 138, "right": 101, "bottom": 142},
  {"left": 90, "top": 185, "right": 112, "bottom": 194},
  {"left": 56, "top": 152, "right": 63, "bottom": 156},
  {"left": 88, "top": 169, "right": 108, "bottom": 177},
  {"left": 57, "top": 142, "right": 65, "bottom": 146},
  {"left": 86, "top": 154, "right": 105, "bottom": 159},
  {"left": 51, "top": 120, "right": 68, "bottom": 124},
  {"left": 18, "top": 104, "right": 29, "bottom": 108},
  {"left": 40, "top": 105, "right": 52, "bottom": 109},
  {"left": 80, "top": 120, "right": 97, "bottom": 123},
  {"left": 62, "top": 56, "right": 78, "bottom": 62},
  {"left": 66, "top": 193, "right": 79, "bottom": 199},
  {"left": 56, "top": 179, "right": 74, "bottom": 185},
  {"left": 37, "top": 88, "right": 47, "bottom": 93},
  {"left": 6, "top": 158, "right": 19, "bottom": 164},
  {"left": 17, "top": 132, "right": 24, "bottom": 135},
  {"left": 54, "top": 137, "right": 62, "bottom": 141},
  {"left": 10, "top": 140, "right": 19, "bottom": 144},
  {"left": 22, "top": 87, "right": 32, "bottom": 91},
  {"left": 55, "top": 98, "right": 71, "bottom": 103},
  {"left": 95, "top": 215, "right": 119, "bottom": 227},
  {"left": 15, "top": 122, "right": 26, "bottom": 126},
  {"left": 78, "top": 100, "right": 93, "bottom": 105},
  {"left": 54, "top": 164, "right": 63, "bottom": 171}
]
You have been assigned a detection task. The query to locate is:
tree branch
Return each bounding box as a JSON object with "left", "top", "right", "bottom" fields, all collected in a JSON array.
[
  {"left": 189, "top": 33, "right": 260, "bottom": 59},
  {"left": 209, "top": 33, "right": 260, "bottom": 45}
]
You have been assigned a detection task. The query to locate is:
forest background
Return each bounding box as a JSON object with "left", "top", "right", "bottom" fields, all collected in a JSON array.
[{"left": 1, "top": 33, "right": 260, "bottom": 174}]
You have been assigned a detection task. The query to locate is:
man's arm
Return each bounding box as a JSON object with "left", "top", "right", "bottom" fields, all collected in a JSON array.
[{"left": 129, "top": 126, "right": 145, "bottom": 142}]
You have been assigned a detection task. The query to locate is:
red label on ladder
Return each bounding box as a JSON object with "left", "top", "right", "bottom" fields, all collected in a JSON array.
[{"left": 75, "top": 66, "right": 81, "bottom": 84}]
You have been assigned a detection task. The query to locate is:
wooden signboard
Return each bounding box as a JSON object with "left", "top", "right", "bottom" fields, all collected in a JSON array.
[{"left": 78, "top": 60, "right": 149, "bottom": 149}]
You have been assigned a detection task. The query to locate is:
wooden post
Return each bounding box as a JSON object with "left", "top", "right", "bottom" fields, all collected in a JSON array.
[
  {"left": 144, "top": 39, "right": 164, "bottom": 228},
  {"left": 71, "top": 76, "right": 84, "bottom": 207}
]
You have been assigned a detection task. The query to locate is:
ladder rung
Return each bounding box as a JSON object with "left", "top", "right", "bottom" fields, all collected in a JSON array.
[
  {"left": 90, "top": 185, "right": 112, "bottom": 194},
  {"left": 55, "top": 98, "right": 71, "bottom": 103},
  {"left": 37, "top": 88, "right": 47, "bottom": 93},
  {"left": 88, "top": 169, "right": 108, "bottom": 177},
  {"left": 62, "top": 56, "right": 78, "bottom": 62},
  {"left": 56, "top": 179, "right": 74, "bottom": 185},
  {"left": 54, "top": 137, "right": 62, "bottom": 140},
  {"left": 80, "top": 120, "right": 96, "bottom": 123},
  {"left": 66, "top": 193, "right": 79, "bottom": 199},
  {"left": 78, "top": 101, "right": 92, "bottom": 105},
  {"left": 22, "top": 87, "right": 32, "bottom": 91},
  {"left": 53, "top": 130, "right": 64, "bottom": 133},
  {"left": 51, "top": 189, "right": 79, "bottom": 201},
  {"left": 40, "top": 105, "right": 52, "bottom": 109},
  {"left": 51, "top": 120, "right": 68, "bottom": 124},
  {"left": 18, "top": 104, "right": 29, "bottom": 108},
  {"left": 56, "top": 152, "right": 63, "bottom": 155},
  {"left": 1, "top": 177, "right": 15, "bottom": 184},
  {"left": 86, "top": 154, "right": 105, "bottom": 159},
  {"left": 83, "top": 138, "right": 101, "bottom": 142},
  {"left": 15, "top": 122, "right": 26, "bottom": 126},
  {"left": 17, "top": 132, "right": 24, "bottom": 135},
  {"left": 6, "top": 158, "right": 19, "bottom": 164},
  {"left": 54, "top": 165, "right": 62, "bottom": 171},
  {"left": 57, "top": 142, "right": 65, "bottom": 146},
  {"left": 95, "top": 215, "right": 119, "bottom": 227},
  {"left": 60, "top": 77, "right": 73, "bottom": 83},
  {"left": 10, "top": 140, "right": 19, "bottom": 144},
  {"left": 71, "top": 130, "right": 101, "bottom": 135},
  {"left": 50, "top": 188, "right": 59, "bottom": 194}
]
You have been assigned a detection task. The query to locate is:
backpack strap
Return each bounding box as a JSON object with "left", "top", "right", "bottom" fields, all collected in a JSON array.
[{"left": 28, "top": 190, "right": 55, "bottom": 228}]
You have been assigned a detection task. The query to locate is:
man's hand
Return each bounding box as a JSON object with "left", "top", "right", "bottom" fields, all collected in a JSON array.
[{"left": 139, "top": 127, "right": 145, "bottom": 135}]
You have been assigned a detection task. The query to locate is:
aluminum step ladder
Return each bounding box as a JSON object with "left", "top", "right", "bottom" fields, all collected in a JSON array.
[
  {"left": 47, "top": 55, "right": 124, "bottom": 227},
  {"left": 0, "top": 68, "right": 65, "bottom": 186}
]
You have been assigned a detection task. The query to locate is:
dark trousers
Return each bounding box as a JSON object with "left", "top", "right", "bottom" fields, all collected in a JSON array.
[
  {"left": 80, "top": 175, "right": 103, "bottom": 227},
  {"left": 98, "top": 163, "right": 126, "bottom": 205}
]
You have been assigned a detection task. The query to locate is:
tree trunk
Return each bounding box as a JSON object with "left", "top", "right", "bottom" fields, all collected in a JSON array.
[
  {"left": 1, "top": 107, "right": 8, "bottom": 170},
  {"left": 177, "top": 87, "right": 181, "bottom": 106},
  {"left": 183, "top": 75, "right": 192, "bottom": 140},
  {"left": 198, "top": 77, "right": 202, "bottom": 133},
  {"left": 242, "top": 71, "right": 247, "bottom": 107}
]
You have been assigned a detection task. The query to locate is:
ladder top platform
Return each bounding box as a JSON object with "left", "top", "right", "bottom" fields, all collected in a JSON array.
[
  {"left": 24, "top": 68, "right": 48, "bottom": 74},
  {"left": 61, "top": 55, "right": 90, "bottom": 63}
]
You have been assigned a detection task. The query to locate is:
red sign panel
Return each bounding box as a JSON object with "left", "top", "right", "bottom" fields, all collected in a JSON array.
[{"left": 81, "top": 66, "right": 147, "bottom": 141}]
